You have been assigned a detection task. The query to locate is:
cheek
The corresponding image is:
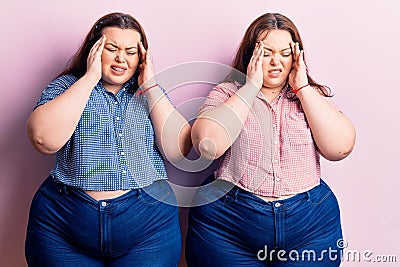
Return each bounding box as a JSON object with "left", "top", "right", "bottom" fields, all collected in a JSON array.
[
  {"left": 261, "top": 58, "right": 269, "bottom": 72},
  {"left": 127, "top": 57, "right": 139, "bottom": 72},
  {"left": 283, "top": 57, "right": 293, "bottom": 67},
  {"left": 101, "top": 53, "right": 112, "bottom": 67},
  {"left": 282, "top": 58, "right": 293, "bottom": 72}
]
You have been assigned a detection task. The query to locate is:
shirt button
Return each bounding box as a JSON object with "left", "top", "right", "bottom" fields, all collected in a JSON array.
[
  {"left": 116, "top": 117, "right": 121, "bottom": 121},
  {"left": 114, "top": 101, "right": 118, "bottom": 105},
  {"left": 276, "top": 177, "right": 281, "bottom": 181},
  {"left": 275, "top": 202, "right": 282, "bottom": 208},
  {"left": 274, "top": 159, "right": 278, "bottom": 163},
  {"left": 122, "top": 170, "right": 127, "bottom": 174},
  {"left": 120, "top": 151, "right": 125, "bottom": 156},
  {"left": 118, "top": 133, "right": 123, "bottom": 137},
  {"left": 274, "top": 140, "right": 278, "bottom": 145},
  {"left": 101, "top": 201, "right": 107, "bottom": 207}
]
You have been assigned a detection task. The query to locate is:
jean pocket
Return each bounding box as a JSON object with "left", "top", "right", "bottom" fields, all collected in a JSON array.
[
  {"left": 139, "top": 180, "right": 176, "bottom": 206},
  {"left": 38, "top": 176, "right": 67, "bottom": 200},
  {"left": 191, "top": 179, "right": 234, "bottom": 207},
  {"left": 306, "top": 182, "right": 334, "bottom": 206},
  {"left": 209, "top": 193, "right": 236, "bottom": 207}
]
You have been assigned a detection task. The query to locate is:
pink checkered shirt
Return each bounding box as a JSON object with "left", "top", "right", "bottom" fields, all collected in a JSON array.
[{"left": 199, "top": 82, "right": 322, "bottom": 197}]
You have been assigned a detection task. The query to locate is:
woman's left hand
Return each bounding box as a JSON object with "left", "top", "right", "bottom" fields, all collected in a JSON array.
[
  {"left": 137, "top": 41, "right": 156, "bottom": 88},
  {"left": 288, "top": 42, "right": 309, "bottom": 89}
]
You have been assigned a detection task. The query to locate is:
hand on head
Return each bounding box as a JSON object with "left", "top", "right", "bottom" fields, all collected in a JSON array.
[
  {"left": 137, "top": 41, "right": 156, "bottom": 89},
  {"left": 86, "top": 35, "right": 106, "bottom": 81},
  {"left": 246, "top": 41, "right": 264, "bottom": 89},
  {"left": 288, "top": 41, "right": 308, "bottom": 89}
]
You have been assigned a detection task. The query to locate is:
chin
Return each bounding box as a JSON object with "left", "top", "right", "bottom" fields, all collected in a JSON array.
[
  {"left": 109, "top": 77, "right": 129, "bottom": 85},
  {"left": 264, "top": 83, "right": 284, "bottom": 89}
]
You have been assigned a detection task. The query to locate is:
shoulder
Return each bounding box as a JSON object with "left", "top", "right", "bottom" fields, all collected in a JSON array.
[
  {"left": 49, "top": 74, "right": 79, "bottom": 88},
  {"left": 211, "top": 81, "right": 241, "bottom": 96},
  {"left": 37, "top": 75, "right": 80, "bottom": 106}
]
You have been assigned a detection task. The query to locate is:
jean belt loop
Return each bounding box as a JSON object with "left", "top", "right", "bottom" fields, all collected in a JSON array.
[
  {"left": 137, "top": 188, "right": 142, "bottom": 198},
  {"left": 306, "top": 191, "right": 311, "bottom": 201},
  {"left": 233, "top": 187, "right": 240, "bottom": 201},
  {"left": 63, "top": 185, "right": 69, "bottom": 195}
]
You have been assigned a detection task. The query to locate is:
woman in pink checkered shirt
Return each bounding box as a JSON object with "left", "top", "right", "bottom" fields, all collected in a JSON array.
[{"left": 186, "top": 13, "right": 355, "bottom": 266}]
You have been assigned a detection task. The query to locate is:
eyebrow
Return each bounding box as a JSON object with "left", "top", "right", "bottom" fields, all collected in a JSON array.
[
  {"left": 264, "top": 47, "right": 291, "bottom": 52},
  {"left": 105, "top": 43, "right": 137, "bottom": 50}
]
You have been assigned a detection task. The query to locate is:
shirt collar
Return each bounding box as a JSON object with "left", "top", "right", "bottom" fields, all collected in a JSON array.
[
  {"left": 95, "top": 77, "right": 137, "bottom": 94},
  {"left": 256, "top": 84, "right": 290, "bottom": 99}
]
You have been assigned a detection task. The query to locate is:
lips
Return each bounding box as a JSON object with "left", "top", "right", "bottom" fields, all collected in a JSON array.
[
  {"left": 110, "top": 65, "right": 127, "bottom": 75},
  {"left": 268, "top": 68, "right": 282, "bottom": 78}
]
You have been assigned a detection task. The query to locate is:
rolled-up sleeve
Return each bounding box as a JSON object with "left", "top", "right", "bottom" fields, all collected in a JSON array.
[
  {"left": 36, "top": 75, "right": 78, "bottom": 108},
  {"left": 198, "top": 82, "right": 238, "bottom": 115}
]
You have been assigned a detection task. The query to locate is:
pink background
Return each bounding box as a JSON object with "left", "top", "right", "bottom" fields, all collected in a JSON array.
[{"left": 1, "top": 0, "right": 399, "bottom": 266}]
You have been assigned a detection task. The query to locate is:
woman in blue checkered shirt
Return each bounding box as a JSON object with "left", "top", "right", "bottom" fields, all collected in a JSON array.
[{"left": 25, "top": 12, "right": 191, "bottom": 266}]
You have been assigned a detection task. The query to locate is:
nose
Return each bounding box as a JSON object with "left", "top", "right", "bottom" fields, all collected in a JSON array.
[
  {"left": 270, "top": 54, "right": 279, "bottom": 66},
  {"left": 115, "top": 51, "right": 126, "bottom": 63}
]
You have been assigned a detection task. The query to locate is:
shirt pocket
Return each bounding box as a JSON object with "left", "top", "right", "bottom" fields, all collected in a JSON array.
[
  {"left": 285, "top": 111, "right": 313, "bottom": 146},
  {"left": 80, "top": 102, "right": 107, "bottom": 136}
]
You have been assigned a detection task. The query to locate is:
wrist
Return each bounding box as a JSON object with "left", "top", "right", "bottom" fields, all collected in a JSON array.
[
  {"left": 295, "top": 84, "right": 317, "bottom": 101},
  {"left": 137, "top": 83, "right": 159, "bottom": 96},
  {"left": 291, "top": 83, "right": 310, "bottom": 94},
  {"left": 82, "top": 73, "right": 101, "bottom": 87}
]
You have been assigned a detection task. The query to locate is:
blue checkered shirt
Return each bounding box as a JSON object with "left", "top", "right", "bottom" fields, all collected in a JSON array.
[{"left": 36, "top": 74, "right": 168, "bottom": 190}]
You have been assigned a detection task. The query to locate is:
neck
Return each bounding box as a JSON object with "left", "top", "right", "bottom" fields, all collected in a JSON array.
[{"left": 261, "top": 85, "right": 284, "bottom": 102}]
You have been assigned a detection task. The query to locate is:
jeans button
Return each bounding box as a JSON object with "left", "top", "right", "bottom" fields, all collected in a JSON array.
[
  {"left": 101, "top": 201, "right": 107, "bottom": 207},
  {"left": 274, "top": 202, "right": 281, "bottom": 208}
]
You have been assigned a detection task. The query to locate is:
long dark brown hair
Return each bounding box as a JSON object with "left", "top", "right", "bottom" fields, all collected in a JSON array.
[
  {"left": 59, "top": 12, "right": 148, "bottom": 91},
  {"left": 226, "top": 13, "right": 331, "bottom": 97}
]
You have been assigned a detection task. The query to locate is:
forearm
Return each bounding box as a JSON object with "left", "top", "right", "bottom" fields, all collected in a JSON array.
[
  {"left": 27, "top": 75, "right": 99, "bottom": 154},
  {"left": 297, "top": 86, "right": 356, "bottom": 161},
  {"left": 145, "top": 86, "right": 192, "bottom": 162},
  {"left": 192, "top": 83, "right": 260, "bottom": 159}
]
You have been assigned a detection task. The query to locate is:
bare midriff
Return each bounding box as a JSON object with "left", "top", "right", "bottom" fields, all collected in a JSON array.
[
  {"left": 84, "top": 190, "right": 131, "bottom": 201},
  {"left": 254, "top": 184, "right": 316, "bottom": 202}
]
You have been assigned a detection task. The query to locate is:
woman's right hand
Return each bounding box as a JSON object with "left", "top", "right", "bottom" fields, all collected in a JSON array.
[
  {"left": 86, "top": 35, "right": 106, "bottom": 81},
  {"left": 245, "top": 41, "right": 264, "bottom": 89}
]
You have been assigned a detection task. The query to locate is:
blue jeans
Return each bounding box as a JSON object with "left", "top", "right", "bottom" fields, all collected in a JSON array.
[
  {"left": 185, "top": 177, "right": 343, "bottom": 266},
  {"left": 25, "top": 176, "right": 181, "bottom": 266}
]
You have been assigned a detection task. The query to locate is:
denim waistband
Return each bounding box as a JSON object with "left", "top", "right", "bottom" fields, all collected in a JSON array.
[
  {"left": 226, "top": 179, "right": 327, "bottom": 209},
  {"left": 70, "top": 185, "right": 141, "bottom": 204},
  {"left": 49, "top": 175, "right": 142, "bottom": 205}
]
